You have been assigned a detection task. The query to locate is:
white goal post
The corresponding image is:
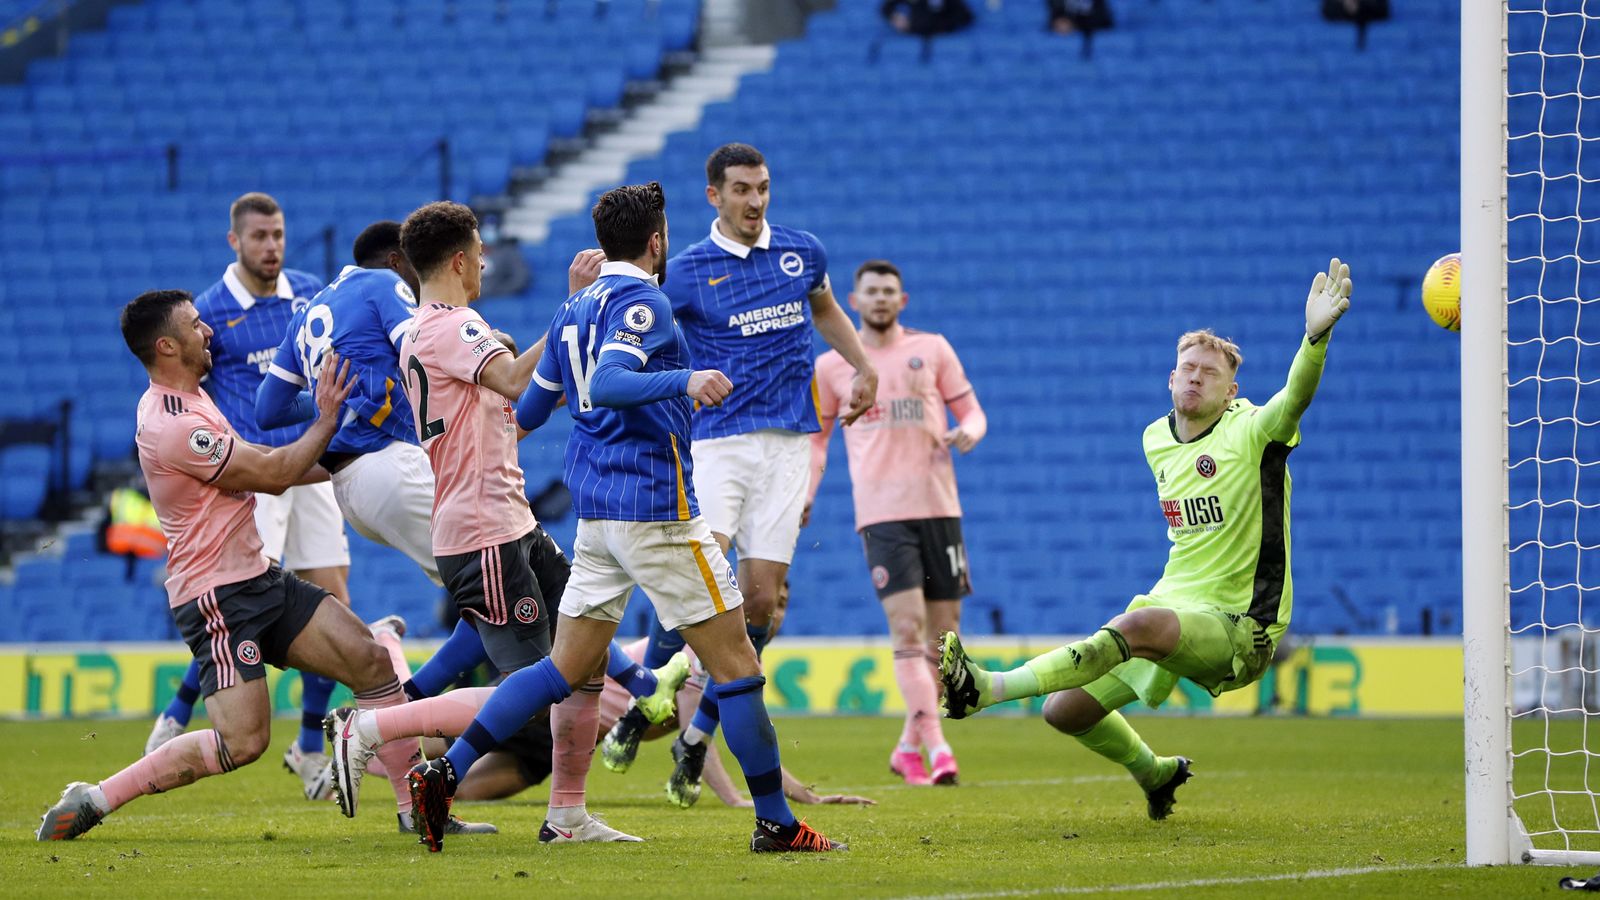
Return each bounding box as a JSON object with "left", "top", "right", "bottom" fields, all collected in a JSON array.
[{"left": 1465, "top": 1, "right": 1600, "bottom": 867}]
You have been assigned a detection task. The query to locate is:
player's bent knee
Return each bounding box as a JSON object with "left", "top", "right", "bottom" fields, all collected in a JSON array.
[
  {"left": 218, "top": 726, "right": 269, "bottom": 767},
  {"left": 1041, "top": 690, "right": 1104, "bottom": 735},
  {"left": 348, "top": 641, "right": 395, "bottom": 692}
]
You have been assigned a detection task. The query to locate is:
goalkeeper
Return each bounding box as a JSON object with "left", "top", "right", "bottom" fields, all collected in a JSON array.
[{"left": 939, "top": 258, "right": 1352, "bottom": 820}]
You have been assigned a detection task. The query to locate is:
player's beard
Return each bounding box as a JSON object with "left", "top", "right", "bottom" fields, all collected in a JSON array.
[
  {"left": 863, "top": 309, "right": 896, "bottom": 334},
  {"left": 243, "top": 256, "right": 280, "bottom": 287}
]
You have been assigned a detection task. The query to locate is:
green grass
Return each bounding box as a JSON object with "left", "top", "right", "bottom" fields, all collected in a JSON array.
[{"left": 0, "top": 716, "right": 1576, "bottom": 897}]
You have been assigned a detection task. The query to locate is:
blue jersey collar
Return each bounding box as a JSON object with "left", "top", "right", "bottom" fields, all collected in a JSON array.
[
  {"left": 708, "top": 218, "right": 771, "bottom": 259},
  {"left": 222, "top": 263, "right": 295, "bottom": 310},
  {"left": 598, "top": 260, "right": 660, "bottom": 285}
]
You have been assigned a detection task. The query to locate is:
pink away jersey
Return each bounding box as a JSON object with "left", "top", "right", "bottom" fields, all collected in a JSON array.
[
  {"left": 134, "top": 384, "right": 269, "bottom": 606},
  {"left": 399, "top": 303, "right": 536, "bottom": 556},
  {"left": 816, "top": 329, "right": 972, "bottom": 530}
]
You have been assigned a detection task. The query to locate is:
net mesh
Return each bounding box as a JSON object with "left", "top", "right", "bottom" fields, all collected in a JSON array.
[{"left": 1507, "top": 0, "right": 1600, "bottom": 855}]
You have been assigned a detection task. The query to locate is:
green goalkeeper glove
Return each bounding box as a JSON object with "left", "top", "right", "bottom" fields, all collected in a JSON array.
[{"left": 1305, "top": 257, "right": 1352, "bottom": 343}]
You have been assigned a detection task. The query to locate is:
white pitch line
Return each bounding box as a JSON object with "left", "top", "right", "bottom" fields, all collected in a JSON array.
[{"left": 891, "top": 863, "right": 1463, "bottom": 900}]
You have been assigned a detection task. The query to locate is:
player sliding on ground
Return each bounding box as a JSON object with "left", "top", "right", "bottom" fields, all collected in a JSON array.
[{"left": 938, "top": 258, "right": 1352, "bottom": 820}]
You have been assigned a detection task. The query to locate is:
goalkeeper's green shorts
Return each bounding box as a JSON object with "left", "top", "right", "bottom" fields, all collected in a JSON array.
[{"left": 1082, "top": 596, "right": 1275, "bottom": 711}]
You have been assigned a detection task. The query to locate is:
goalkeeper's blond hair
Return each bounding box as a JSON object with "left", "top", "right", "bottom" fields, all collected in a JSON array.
[{"left": 1176, "top": 329, "right": 1243, "bottom": 373}]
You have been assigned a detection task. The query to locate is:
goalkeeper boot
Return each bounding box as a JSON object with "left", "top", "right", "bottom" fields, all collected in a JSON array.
[
  {"left": 1144, "top": 756, "right": 1192, "bottom": 821},
  {"left": 601, "top": 704, "right": 650, "bottom": 773},
  {"left": 665, "top": 736, "right": 707, "bottom": 808},
  {"left": 937, "top": 632, "right": 990, "bottom": 719},
  {"left": 407, "top": 757, "right": 459, "bottom": 852},
  {"left": 399, "top": 809, "right": 496, "bottom": 837},
  {"left": 750, "top": 818, "right": 847, "bottom": 853},
  {"left": 36, "top": 782, "right": 105, "bottom": 842},
  {"left": 637, "top": 651, "right": 691, "bottom": 725}
]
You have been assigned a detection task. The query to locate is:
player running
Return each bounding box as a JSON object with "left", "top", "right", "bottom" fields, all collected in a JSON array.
[
  {"left": 146, "top": 192, "right": 350, "bottom": 802},
  {"left": 37, "top": 290, "right": 414, "bottom": 841},
  {"left": 937, "top": 259, "right": 1353, "bottom": 820},
  {"left": 603, "top": 142, "right": 878, "bottom": 805},
  {"left": 808, "top": 259, "right": 987, "bottom": 787}
]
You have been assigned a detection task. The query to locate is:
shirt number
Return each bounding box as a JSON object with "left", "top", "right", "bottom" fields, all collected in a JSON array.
[
  {"left": 561, "top": 324, "right": 599, "bottom": 412},
  {"left": 405, "top": 355, "right": 447, "bottom": 442},
  {"left": 296, "top": 305, "right": 334, "bottom": 381}
]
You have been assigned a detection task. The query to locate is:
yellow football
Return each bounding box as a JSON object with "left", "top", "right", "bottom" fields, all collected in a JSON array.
[{"left": 1422, "top": 252, "right": 1461, "bottom": 332}]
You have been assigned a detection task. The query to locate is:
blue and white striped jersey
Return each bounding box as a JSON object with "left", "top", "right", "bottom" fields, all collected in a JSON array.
[
  {"left": 663, "top": 219, "right": 829, "bottom": 440},
  {"left": 265, "top": 266, "right": 420, "bottom": 455},
  {"left": 530, "top": 262, "right": 698, "bottom": 522},
  {"left": 193, "top": 264, "right": 324, "bottom": 446}
]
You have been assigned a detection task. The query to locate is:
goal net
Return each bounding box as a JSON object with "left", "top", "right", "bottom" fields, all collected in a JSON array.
[{"left": 1470, "top": 0, "right": 1600, "bottom": 866}]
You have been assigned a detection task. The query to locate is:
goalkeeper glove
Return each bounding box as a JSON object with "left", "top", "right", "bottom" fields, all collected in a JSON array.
[{"left": 1305, "top": 257, "right": 1352, "bottom": 343}]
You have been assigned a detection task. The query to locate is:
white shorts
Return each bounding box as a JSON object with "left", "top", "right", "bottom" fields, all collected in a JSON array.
[
  {"left": 560, "top": 516, "right": 744, "bottom": 631},
  {"left": 690, "top": 428, "right": 809, "bottom": 565},
  {"left": 252, "top": 481, "right": 350, "bottom": 570},
  {"left": 330, "top": 441, "right": 443, "bottom": 585}
]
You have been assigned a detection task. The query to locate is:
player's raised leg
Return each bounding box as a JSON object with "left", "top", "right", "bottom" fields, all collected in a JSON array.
[
  {"left": 1042, "top": 684, "right": 1190, "bottom": 820},
  {"left": 939, "top": 607, "right": 1182, "bottom": 718}
]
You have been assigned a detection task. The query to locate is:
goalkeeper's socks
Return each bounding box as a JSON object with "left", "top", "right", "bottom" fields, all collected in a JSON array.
[
  {"left": 405, "top": 619, "right": 489, "bottom": 701},
  {"left": 1071, "top": 711, "right": 1172, "bottom": 790},
  {"left": 606, "top": 639, "right": 658, "bottom": 698},
  {"left": 164, "top": 659, "right": 203, "bottom": 726},
  {"left": 992, "top": 627, "right": 1131, "bottom": 703}
]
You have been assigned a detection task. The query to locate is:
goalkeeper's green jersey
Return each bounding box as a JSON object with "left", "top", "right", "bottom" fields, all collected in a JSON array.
[{"left": 1141, "top": 336, "right": 1328, "bottom": 645}]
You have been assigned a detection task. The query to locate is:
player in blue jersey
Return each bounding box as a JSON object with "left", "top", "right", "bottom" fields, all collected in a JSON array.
[
  {"left": 391, "top": 183, "right": 843, "bottom": 852},
  {"left": 256, "top": 224, "right": 685, "bottom": 838},
  {"left": 254, "top": 221, "right": 439, "bottom": 584},
  {"left": 144, "top": 193, "right": 351, "bottom": 802},
  {"left": 602, "top": 143, "right": 879, "bottom": 804}
]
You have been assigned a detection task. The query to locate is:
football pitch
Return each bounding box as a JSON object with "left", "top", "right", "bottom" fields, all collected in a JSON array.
[{"left": 0, "top": 715, "right": 1568, "bottom": 897}]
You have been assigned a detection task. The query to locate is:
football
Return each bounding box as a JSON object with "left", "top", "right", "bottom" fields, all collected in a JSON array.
[{"left": 1422, "top": 252, "right": 1462, "bottom": 332}]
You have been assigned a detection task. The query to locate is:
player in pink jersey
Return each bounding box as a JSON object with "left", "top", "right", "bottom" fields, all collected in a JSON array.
[
  {"left": 37, "top": 289, "right": 421, "bottom": 842},
  {"left": 326, "top": 201, "right": 642, "bottom": 844},
  {"left": 808, "top": 259, "right": 988, "bottom": 787}
]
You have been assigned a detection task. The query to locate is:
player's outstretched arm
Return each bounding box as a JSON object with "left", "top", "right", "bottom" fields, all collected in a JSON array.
[
  {"left": 214, "top": 354, "right": 356, "bottom": 495},
  {"left": 1257, "top": 258, "right": 1352, "bottom": 443},
  {"left": 253, "top": 368, "right": 315, "bottom": 430},
  {"left": 808, "top": 285, "right": 879, "bottom": 424}
]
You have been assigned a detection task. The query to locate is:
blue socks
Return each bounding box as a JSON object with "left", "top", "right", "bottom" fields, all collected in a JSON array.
[
  {"left": 690, "top": 681, "right": 722, "bottom": 735},
  {"left": 688, "top": 622, "right": 770, "bottom": 741},
  {"left": 642, "top": 616, "right": 685, "bottom": 668},
  {"left": 406, "top": 619, "right": 489, "bottom": 700},
  {"left": 445, "top": 657, "right": 572, "bottom": 777},
  {"left": 164, "top": 659, "right": 203, "bottom": 725},
  {"left": 715, "top": 676, "right": 793, "bottom": 827},
  {"left": 607, "top": 639, "right": 659, "bottom": 698},
  {"left": 299, "top": 673, "right": 336, "bottom": 753}
]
